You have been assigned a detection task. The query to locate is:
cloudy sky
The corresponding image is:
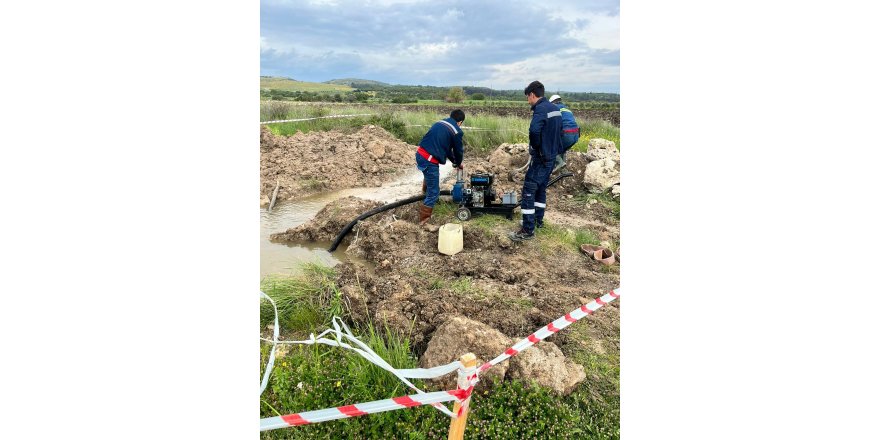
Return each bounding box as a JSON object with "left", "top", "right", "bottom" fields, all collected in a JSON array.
[{"left": 261, "top": 0, "right": 619, "bottom": 93}]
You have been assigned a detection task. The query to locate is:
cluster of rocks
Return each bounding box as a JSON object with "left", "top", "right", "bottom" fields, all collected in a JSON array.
[{"left": 486, "top": 138, "right": 620, "bottom": 197}]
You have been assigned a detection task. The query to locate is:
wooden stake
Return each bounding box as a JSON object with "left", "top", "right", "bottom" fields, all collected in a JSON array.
[
  {"left": 268, "top": 179, "right": 280, "bottom": 212},
  {"left": 448, "top": 353, "right": 477, "bottom": 440}
]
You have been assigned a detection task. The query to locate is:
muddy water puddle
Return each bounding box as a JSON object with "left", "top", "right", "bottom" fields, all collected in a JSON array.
[{"left": 260, "top": 164, "right": 453, "bottom": 278}]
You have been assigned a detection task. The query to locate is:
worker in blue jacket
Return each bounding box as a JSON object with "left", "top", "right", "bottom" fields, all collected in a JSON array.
[
  {"left": 510, "top": 81, "right": 563, "bottom": 241},
  {"left": 549, "top": 94, "right": 580, "bottom": 173},
  {"left": 415, "top": 109, "right": 465, "bottom": 225}
]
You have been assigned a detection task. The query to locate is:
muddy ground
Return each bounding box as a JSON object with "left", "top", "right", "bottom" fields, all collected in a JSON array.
[
  {"left": 270, "top": 139, "right": 621, "bottom": 393},
  {"left": 260, "top": 125, "right": 418, "bottom": 205}
]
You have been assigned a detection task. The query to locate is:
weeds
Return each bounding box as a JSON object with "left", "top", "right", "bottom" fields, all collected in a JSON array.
[
  {"left": 536, "top": 224, "right": 601, "bottom": 254},
  {"left": 261, "top": 102, "right": 619, "bottom": 154},
  {"left": 260, "top": 263, "right": 343, "bottom": 335}
]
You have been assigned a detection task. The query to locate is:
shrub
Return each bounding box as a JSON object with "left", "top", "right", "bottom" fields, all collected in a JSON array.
[
  {"left": 470, "top": 93, "right": 486, "bottom": 101},
  {"left": 446, "top": 87, "right": 465, "bottom": 103}
]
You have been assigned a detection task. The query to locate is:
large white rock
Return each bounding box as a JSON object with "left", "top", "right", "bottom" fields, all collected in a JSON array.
[
  {"left": 583, "top": 158, "right": 620, "bottom": 193},
  {"left": 507, "top": 341, "right": 587, "bottom": 395},
  {"left": 585, "top": 138, "right": 619, "bottom": 161}
]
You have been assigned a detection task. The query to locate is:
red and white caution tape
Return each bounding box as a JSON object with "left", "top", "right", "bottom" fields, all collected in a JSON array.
[
  {"left": 260, "top": 388, "right": 469, "bottom": 431},
  {"left": 447, "top": 288, "right": 621, "bottom": 417},
  {"left": 259, "top": 288, "right": 620, "bottom": 430},
  {"left": 260, "top": 113, "right": 373, "bottom": 125},
  {"left": 477, "top": 289, "right": 620, "bottom": 375}
]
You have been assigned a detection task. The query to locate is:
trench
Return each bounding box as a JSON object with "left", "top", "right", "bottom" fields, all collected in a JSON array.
[{"left": 260, "top": 163, "right": 455, "bottom": 278}]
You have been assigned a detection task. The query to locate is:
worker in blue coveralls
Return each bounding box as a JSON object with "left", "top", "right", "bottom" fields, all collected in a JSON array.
[
  {"left": 548, "top": 94, "right": 580, "bottom": 173},
  {"left": 509, "top": 81, "right": 563, "bottom": 242},
  {"left": 415, "top": 109, "right": 465, "bottom": 225}
]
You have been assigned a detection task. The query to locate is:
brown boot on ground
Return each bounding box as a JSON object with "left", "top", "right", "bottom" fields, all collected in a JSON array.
[{"left": 418, "top": 203, "right": 433, "bottom": 225}]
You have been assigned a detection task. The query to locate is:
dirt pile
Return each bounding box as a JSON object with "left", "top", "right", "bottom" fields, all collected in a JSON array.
[
  {"left": 269, "top": 196, "right": 382, "bottom": 244},
  {"left": 260, "top": 125, "right": 417, "bottom": 205},
  {"left": 285, "top": 193, "right": 622, "bottom": 351}
]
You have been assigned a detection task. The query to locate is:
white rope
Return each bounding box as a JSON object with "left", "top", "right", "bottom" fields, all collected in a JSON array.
[
  {"left": 259, "top": 291, "right": 280, "bottom": 395},
  {"left": 259, "top": 292, "right": 461, "bottom": 416},
  {"left": 260, "top": 113, "right": 374, "bottom": 125}
]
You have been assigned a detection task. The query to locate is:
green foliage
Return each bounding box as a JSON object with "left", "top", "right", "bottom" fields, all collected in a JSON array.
[
  {"left": 354, "top": 92, "right": 370, "bottom": 102},
  {"left": 262, "top": 101, "right": 293, "bottom": 121},
  {"left": 470, "top": 93, "right": 486, "bottom": 101},
  {"left": 569, "top": 119, "right": 621, "bottom": 152},
  {"left": 260, "top": 264, "right": 343, "bottom": 335},
  {"left": 446, "top": 87, "right": 466, "bottom": 103},
  {"left": 390, "top": 95, "right": 418, "bottom": 104}
]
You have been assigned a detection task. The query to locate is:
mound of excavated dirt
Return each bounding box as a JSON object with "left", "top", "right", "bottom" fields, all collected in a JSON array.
[
  {"left": 260, "top": 125, "right": 417, "bottom": 205},
  {"left": 269, "top": 196, "right": 383, "bottom": 244}
]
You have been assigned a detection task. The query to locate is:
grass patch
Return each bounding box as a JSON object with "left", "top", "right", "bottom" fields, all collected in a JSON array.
[
  {"left": 261, "top": 102, "right": 619, "bottom": 155},
  {"left": 430, "top": 199, "right": 457, "bottom": 220},
  {"left": 261, "top": 103, "right": 532, "bottom": 154},
  {"left": 260, "top": 263, "right": 343, "bottom": 335},
  {"left": 536, "top": 224, "right": 600, "bottom": 254},
  {"left": 568, "top": 119, "right": 621, "bottom": 153}
]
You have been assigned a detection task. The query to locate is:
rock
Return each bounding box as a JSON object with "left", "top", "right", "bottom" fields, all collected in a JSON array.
[
  {"left": 367, "top": 141, "right": 386, "bottom": 158},
  {"left": 507, "top": 341, "right": 586, "bottom": 395},
  {"left": 583, "top": 157, "right": 620, "bottom": 194},
  {"left": 611, "top": 184, "right": 621, "bottom": 199},
  {"left": 260, "top": 194, "right": 270, "bottom": 207},
  {"left": 487, "top": 143, "right": 529, "bottom": 167},
  {"left": 420, "top": 315, "right": 513, "bottom": 390},
  {"left": 589, "top": 199, "right": 598, "bottom": 205},
  {"left": 585, "top": 139, "right": 620, "bottom": 162}
]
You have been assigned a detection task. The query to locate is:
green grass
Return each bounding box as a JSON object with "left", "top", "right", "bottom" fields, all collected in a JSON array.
[
  {"left": 569, "top": 119, "right": 620, "bottom": 153},
  {"left": 536, "top": 224, "right": 601, "bottom": 255},
  {"left": 260, "top": 263, "right": 619, "bottom": 439},
  {"left": 261, "top": 102, "right": 619, "bottom": 154},
  {"left": 261, "top": 76, "right": 354, "bottom": 93},
  {"left": 260, "top": 263, "right": 344, "bottom": 335}
]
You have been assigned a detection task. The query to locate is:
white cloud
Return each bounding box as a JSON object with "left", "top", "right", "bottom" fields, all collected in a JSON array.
[
  {"left": 566, "top": 13, "right": 620, "bottom": 51},
  {"left": 479, "top": 49, "right": 619, "bottom": 91}
]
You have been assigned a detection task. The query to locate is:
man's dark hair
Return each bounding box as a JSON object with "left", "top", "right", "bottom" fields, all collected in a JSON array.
[
  {"left": 450, "top": 109, "right": 465, "bottom": 122},
  {"left": 524, "top": 81, "right": 545, "bottom": 97}
]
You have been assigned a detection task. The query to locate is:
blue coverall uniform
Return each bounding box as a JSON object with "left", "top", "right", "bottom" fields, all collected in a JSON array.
[
  {"left": 521, "top": 97, "right": 563, "bottom": 232},
  {"left": 415, "top": 117, "right": 464, "bottom": 207}
]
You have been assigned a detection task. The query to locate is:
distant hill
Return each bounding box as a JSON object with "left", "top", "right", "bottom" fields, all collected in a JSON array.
[
  {"left": 260, "top": 76, "right": 618, "bottom": 103},
  {"left": 325, "top": 78, "right": 390, "bottom": 87},
  {"left": 260, "top": 76, "right": 353, "bottom": 92}
]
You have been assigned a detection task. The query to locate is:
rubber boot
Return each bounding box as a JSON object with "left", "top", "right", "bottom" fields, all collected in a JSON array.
[
  {"left": 552, "top": 154, "right": 567, "bottom": 174},
  {"left": 418, "top": 203, "right": 433, "bottom": 225}
]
